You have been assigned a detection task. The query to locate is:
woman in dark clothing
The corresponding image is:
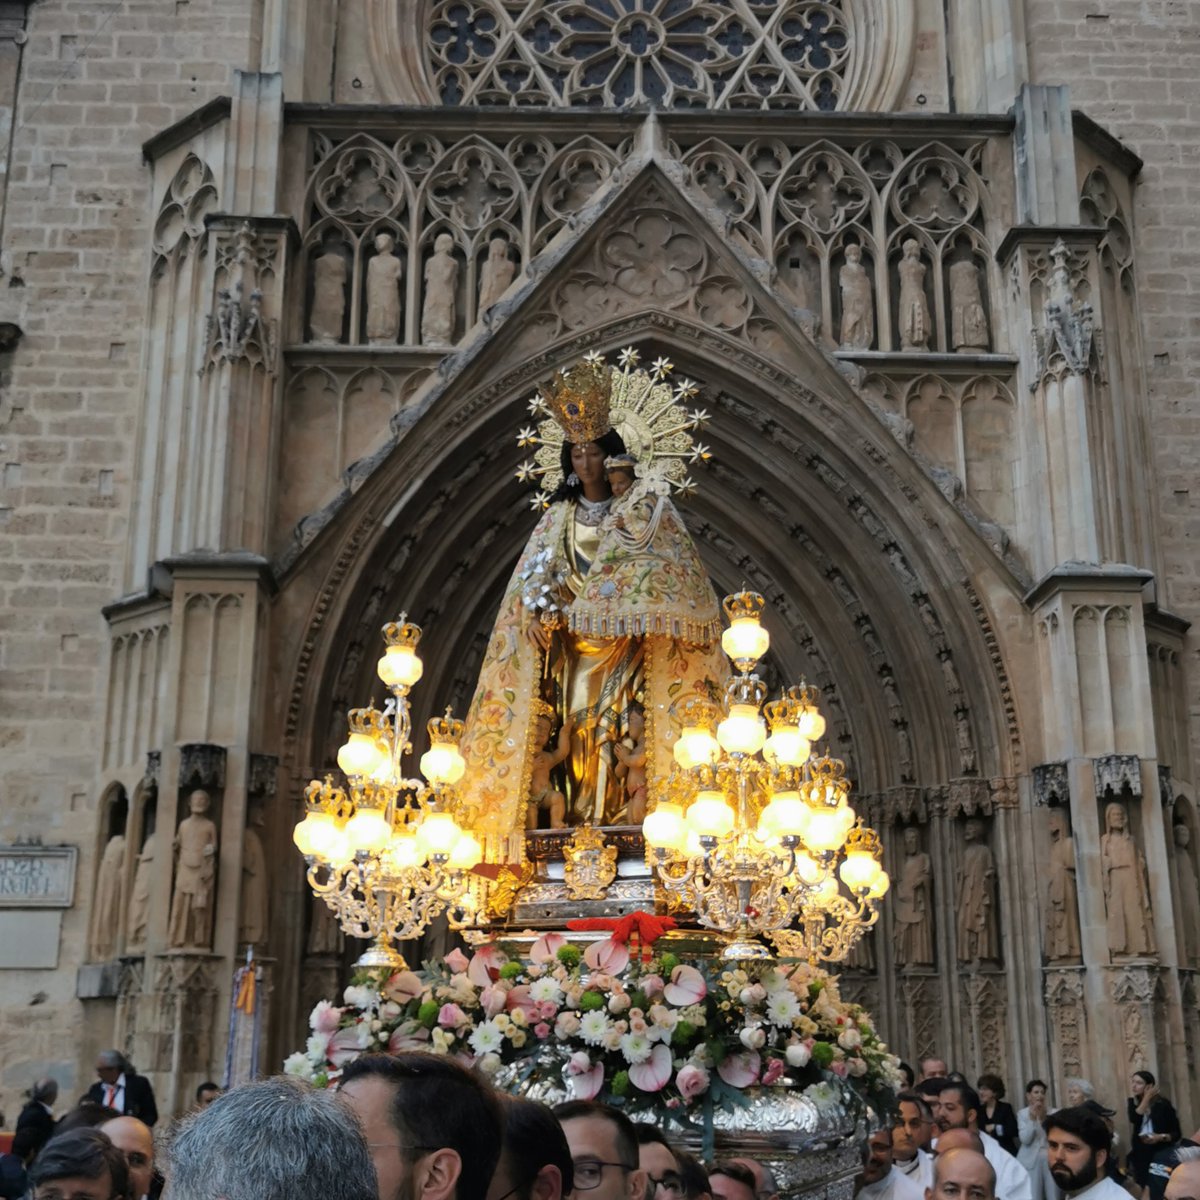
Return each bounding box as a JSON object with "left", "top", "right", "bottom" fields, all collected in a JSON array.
[
  {"left": 12, "top": 1079, "right": 58, "bottom": 1164},
  {"left": 1128, "top": 1070, "right": 1181, "bottom": 1188},
  {"left": 978, "top": 1073, "right": 1020, "bottom": 1157}
]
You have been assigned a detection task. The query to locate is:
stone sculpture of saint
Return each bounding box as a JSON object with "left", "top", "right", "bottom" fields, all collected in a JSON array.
[
  {"left": 1045, "top": 809, "right": 1081, "bottom": 961},
  {"left": 1101, "top": 801, "right": 1155, "bottom": 956},
  {"left": 478, "top": 236, "right": 516, "bottom": 313},
  {"left": 898, "top": 238, "right": 932, "bottom": 351},
  {"left": 168, "top": 789, "right": 219, "bottom": 950},
  {"left": 90, "top": 833, "right": 126, "bottom": 961},
  {"left": 309, "top": 243, "right": 347, "bottom": 344},
  {"left": 365, "top": 233, "right": 403, "bottom": 346},
  {"left": 956, "top": 817, "right": 999, "bottom": 963},
  {"left": 239, "top": 806, "right": 268, "bottom": 946},
  {"left": 421, "top": 232, "right": 458, "bottom": 347},
  {"left": 126, "top": 832, "right": 156, "bottom": 950},
  {"left": 949, "top": 258, "right": 989, "bottom": 352},
  {"left": 838, "top": 244, "right": 874, "bottom": 350},
  {"left": 894, "top": 825, "right": 934, "bottom": 966},
  {"left": 1172, "top": 823, "right": 1200, "bottom": 964}
]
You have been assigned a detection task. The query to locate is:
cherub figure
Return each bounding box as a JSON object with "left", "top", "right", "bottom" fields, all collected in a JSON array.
[
  {"left": 528, "top": 701, "right": 571, "bottom": 830},
  {"left": 605, "top": 454, "right": 635, "bottom": 500},
  {"left": 613, "top": 704, "right": 647, "bottom": 824}
]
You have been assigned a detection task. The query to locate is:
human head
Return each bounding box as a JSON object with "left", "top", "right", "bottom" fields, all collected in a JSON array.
[
  {"left": 1043, "top": 1106, "right": 1111, "bottom": 1193},
  {"left": 30, "top": 1078, "right": 59, "bottom": 1106},
  {"left": 935, "top": 1130, "right": 984, "bottom": 1156},
  {"left": 95, "top": 1052, "right": 127, "bottom": 1086},
  {"left": 194, "top": 1082, "right": 221, "bottom": 1108},
  {"left": 976, "top": 1075, "right": 1004, "bottom": 1105},
  {"left": 672, "top": 1153, "right": 709, "bottom": 1200},
  {"left": 167, "top": 1077, "right": 376, "bottom": 1200},
  {"left": 893, "top": 1092, "right": 935, "bottom": 1159},
  {"left": 929, "top": 1148, "right": 994, "bottom": 1200},
  {"left": 1131, "top": 1070, "right": 1155, "bottom": 1098},
  {"left": 626, "top": 706, "right": 644, "bottom": 739},
  {"left": 97, "top": 1118, "right": 153, "bottom": 1200},
  {"left": 1064, "top": 1079, "right": 1093, "bottom": 1108},
  {"left": 55, "top": 1103, "right": 121, "bottom": 1134},
  {"left": 707, "top": 1164, "right": 756, "bottom": 1200},
  {"left": 30, "top": 1129, "right": 131, "bottom": 1200},
  {"left": 898, "top": 1062, "right": 915, "bottom": 1089},
  {"left": 963, "top": 819, "right": 982, "bottom": 842},
  {"left": 1025, "top": 1080, "right": 1047, "bottom": 1104},
  {"left": 188, "top": 790, "right": 210, "bottom": 816},
  {"left": 903, "top": 828, "right": 918, "bottom": 854},
  {"left": 486, "top": 1097, "right": 572, "bottom": 1200},
  {"left": 534, "top": 713, "right": 554, "bottom": 746},
  {"left": 1165, "top": 1157, "right": 1200, "bottom": 1200},
  {"left": 935, "top": 1082, "right": 981, "bottom": 1132},
  {"left": 859, "top": 1130, "right": 893, "bottom": 1188},
  {"left": 489, "top": 237, "right": 508, "bottom": 257},
  {"left": 846, "top": 244, "right": 861, "bottom": 265},
  {"left": 1105, "top": 802, "right": 1126, "bottom": 832},
  {"left": 919, "top": 1059, "right": 949, "bottom": 1083},
  {"left": 903, "top": 238, "right": 919, "bottom": 258},
  {"left": 726, "top": 1160, "right": 777, "bottom": 1200},
  {"left": 634, "top": 1127, "right": 680, "bottom": 1200},
  {"left": 435, "top": 233, "right": 454, "bottom": 254},
  {"left": 341, "top": 1053, "right": 504, "bottom": 1200},
  {"left": 606, "top": 467, "right": 634, "bottom": 498},
  {"left": 553, "top": 1101, "right": 642, "bottom": 1200},
  {"left": 376, "top": 233, "right": 395, "bottom": 254},
  {"left": 554, "top": 430, "right": 627, "bottom": 503}
]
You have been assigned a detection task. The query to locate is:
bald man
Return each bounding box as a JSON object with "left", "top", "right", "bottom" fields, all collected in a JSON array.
[
  {"left": 99, "top": 1115, "right": 155, "bottom": 1200},
  {"left": 1165, "top": 1158, "right": 1200, "bottom": 1200},
  {"left": 928, "top": 1148, "right": 996, "bottom": 1200},
  {"left": 937, "top": 1130, "right": 986, "bottom": 1157}
]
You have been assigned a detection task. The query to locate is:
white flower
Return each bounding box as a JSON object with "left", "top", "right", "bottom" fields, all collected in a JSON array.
[
  {"left": 739, "top": 1026, "right": 766, "bottom": 1050},
  {"left": 786, "top": 1040, "right": 812, "bottom": 1068},
  {"left": 620, "top": 1031, "right": 653, "bottom": 1064},
  {"left": 379, "top": 1001, "right": 401, "bottom": 1021},
  {"left": 766, "top": 992, "right": 801, "bottom": 1026},
  {"left": 838, "top": 1027, "right": 862, "bottom": 1050},
  {"left": 355, "top": 1021, "right": 375, "bottom": 1049},
  {"left": 479, "top": 1053, "right": 502, "bottom": 1075},
  {"left": 469, "top": 1021, "right": 504, "bottom": 1056},
  {"left": 647, "top": 1004, "right": 678, "bottom": 1041},
  {"left": 579, "top": 1010, "right": 612, "bottom": 1046},
  {"left": 305, "top": 1035, "right": 328, "bottom": 1060},
  {"left": 530, "top": 977, "right": 563, "bottom": 1004},
  {"left": 343, "top": 984, "right": 379, "bottom": 1010},
  {"left": 284, "top": 1052, "right": 315, "bottom": 1080}
]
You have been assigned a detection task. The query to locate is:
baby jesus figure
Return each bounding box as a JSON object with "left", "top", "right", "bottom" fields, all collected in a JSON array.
[
  {"left": 613, "top": 703, "right": 647, "bottom": 824},
  {"left": 527, "top": 701, "right": 571, "bottom": 830},
  {"left": 603, "top": 454, "right": 670, "bottom": 550}
]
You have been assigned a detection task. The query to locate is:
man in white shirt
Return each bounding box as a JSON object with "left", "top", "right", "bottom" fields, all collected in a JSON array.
[
  {"left": 928, "top": 1147, "right": 997, "bottom": 1200},
  {"left": 855, "top": 1128, "right": 924, "bottom": 1200},
  {"left": 893, "top": 1091, "right": 936, "bottom": 1193},
  {"left": 934, "top": 1081, "right": 1032, "bottom": 1200},
  {"left": 1045, "top": 1107, "right": 1132, "bottom": 1200}
]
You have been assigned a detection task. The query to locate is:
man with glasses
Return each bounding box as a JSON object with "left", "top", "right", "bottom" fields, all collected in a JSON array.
[
  {"left": 341, "top": 1053, "right": 504, "bottom": 1200},
  {"left": 96, "top": 1119, "right": 153, "bottom": 1200},
  {"left": 634, "top": 1127, "right": 683, "bottom": 1200},
  {"left": 29, "top": 1129, "right": 130, "bottom": 1200},
  {"left": 486, "top": 1097, "right": 573, "bottom": 1200},
  {"left": 554, "top": 1102, "right": 645, "bottom": 1200}
]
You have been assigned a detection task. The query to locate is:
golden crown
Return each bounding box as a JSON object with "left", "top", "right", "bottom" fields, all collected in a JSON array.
[
  {"left": 426, "top": 707, "right": 464, "bottom": 745},
  {"left": 722, "top": 590, "right": 766, "bottom": 623},
  {"left": 843, "top": 822, "right": 883, "bottom": 859},
  {"left": 381, "top": 613, "right": 421, "bottom": 649},
  {"left": 537, "top": 358, "right": 613, "bottom": 444}
]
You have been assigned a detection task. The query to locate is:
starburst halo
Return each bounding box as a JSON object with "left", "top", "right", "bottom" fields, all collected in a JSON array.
[{"left": 515, "top": 348, "right": 712, "bottom": 507}]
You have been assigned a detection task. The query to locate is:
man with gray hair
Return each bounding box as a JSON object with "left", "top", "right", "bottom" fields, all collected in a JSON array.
[
  {"left": 84, "top": 1053, "right": 157, "bottom": 1127},
  {"left": 166, "top": 1076, "right": 377, "bottom": 1200}
]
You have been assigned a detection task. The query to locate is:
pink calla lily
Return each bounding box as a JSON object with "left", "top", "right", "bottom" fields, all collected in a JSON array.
[
  {"left": 328, "top": 1026, "right": 365, "bottom": 1067},
  {"left": 383, "top": 971, "right": 423, "bottom": 1003},
  {"left": 663, "top": 964, "right": 707, "bottom": 1006},
  {"left": 570, "top": 1062, "right": 606, "bottom": 1099},
  {"left": 506, "top": 984, "right": 533, "bottom": 1012},
  {"left": 388, "top": 1022, "right": 431, "bottom": 1053},
  {"left": 717, "top": 1050, "right": 762, "bottom": 1088},
  {"left": 629, "top": 1043, "right": 672, "bottom": 1093},
  {"left": 584, "top": 937, "right": 630, "bottom": 974},
  {"left": 468, "top": 944, "right": 507, "bottom": 986},
  {"left": 531, "top": 932, "right": 566, "bottom": 963}
]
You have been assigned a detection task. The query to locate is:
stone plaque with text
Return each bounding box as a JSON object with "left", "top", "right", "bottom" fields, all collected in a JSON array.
[{"left": 0, "top": 846, "right": 77, "bottom": 907}]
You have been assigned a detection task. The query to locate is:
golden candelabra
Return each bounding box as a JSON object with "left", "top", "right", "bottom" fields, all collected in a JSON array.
[
  {"left": 292, "top": 616, "right": 480, "bottom": 968},
  {"left": 644, "top": 591, "right": 890, "bottom": 961}
]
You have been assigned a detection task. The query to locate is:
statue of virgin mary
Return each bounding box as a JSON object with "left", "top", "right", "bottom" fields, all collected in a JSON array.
[{"left": 461, "top": 350, "right": 727, "bottom": 853}]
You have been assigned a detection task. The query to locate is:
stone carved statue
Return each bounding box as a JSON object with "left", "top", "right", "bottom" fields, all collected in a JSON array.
[
  {"left": 956, "top": 817, "right": 999, "bottom": 963},
  {"left": 239, "top": 805, "right": 268, "bottom": 946},
  {"left": 365, "top": 233, "right": 403, "bottom": 345},
  {"left": 949, "top": 258, "right": 989, "bottom": 352},
  {"left": 894, "top": 825, "right": 934, "bottom": 966},
  {"left": 1101, "top": 801, "right": 1155, "bottom": 956},
  {"left": 478, "top": 236, "right": 516, "bottom": 313},
  {"left": 91, "top": 833, "right": 126, "bottom": 961},
  {"left": 1173, "top": 823, "right": 1200, "bottom": 964},
  {"left": 838, "top": 243, "right": 874, "bottom": 350},
  {"left": 421, "top": 232, "right": 458, "bottom": 346},
  {"left": 307, "top": 895, "right": 343, "bottom": 956},
  {"left": 1045, "top": 808, "right": 1082, "bottom": 961},
  {"left": 898, "top": 238, "right": 931, "bottom": 351},
  {"left": 126, "top": 832, "right": 156, "bottom": 950},
  {"left": 168, "top": 789, "right": 219, "bottom": 950},
  {"left": 309, "top": 242, "right": 347, "bottom": 344}
]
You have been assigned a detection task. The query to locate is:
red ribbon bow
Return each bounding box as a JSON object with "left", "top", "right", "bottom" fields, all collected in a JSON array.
[{"left": 567, "top": 911, "right": 677, "bottom": 961}]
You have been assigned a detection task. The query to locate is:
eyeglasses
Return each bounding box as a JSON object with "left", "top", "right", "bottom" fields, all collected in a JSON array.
[
  {"left": 648, "top": 1174, "right": 685, "bottom": 1197},
  {"left": 573, "top": 1161, "right": 633, "bottom": 1191}
]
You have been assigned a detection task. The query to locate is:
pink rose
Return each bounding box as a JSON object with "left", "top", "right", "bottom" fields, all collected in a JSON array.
[
  {"left": 641, "top": 975, "right": 665, "bottom": 1000},
  {"left": 762, "top": 1058, "right": 786, "bottom": 1086},
  {"left": 443, "top": 948, "right": 470, "bottom": 973},
  {"left": 534, "top": 1022, "right": 551, "bottom": 1040},
  {"left": 438, "top": 1003, "right": 469, "bottom": 1029},
  {"left": 830, "top": 1059, "right": 849, "bottom": 1078},
  {"left": 535, "top": 1000, "right": 559, "bottom": 1021},
  {"left": 675, "top": 1064, "right": 710, "bottom": 1099},
  {"left": 480, "top": 986, "right": 508, "bottom": 1017}
]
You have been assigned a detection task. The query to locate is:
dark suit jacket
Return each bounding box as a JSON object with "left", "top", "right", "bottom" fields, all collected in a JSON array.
[
  {"left": 982, "top": 1100, "right": 1019, "bottom": 1156},
  {"left": 11, "top": 1102, "right": 55, "bottom": 1163},
  {"left": 85, "top": 1073, "right": 159, "bottom": 1127}
]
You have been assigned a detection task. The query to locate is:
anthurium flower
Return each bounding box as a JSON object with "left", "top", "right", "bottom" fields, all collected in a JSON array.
[
  {"left": 629, "top": 1043, "right": 672, "bottom": 1092},
  {"left": 584, "top": 937, "right": 630, "bottom": 974},
  {"left": 717, "top": 1050, "right": 761, "bottom": 1088},
  {"left": 531, "top": 932, "right": 566, "bottom": 963},
  {"left": 663, "top": 964, "right": 706, "bottom": 1006}
]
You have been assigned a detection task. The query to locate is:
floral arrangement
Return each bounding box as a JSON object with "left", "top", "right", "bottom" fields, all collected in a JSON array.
[{"left": 287, "top": 932, "right": 901, "bottom": 1129}]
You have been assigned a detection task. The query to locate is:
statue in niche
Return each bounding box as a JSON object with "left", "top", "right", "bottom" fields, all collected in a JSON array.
[
  {"left": 365, "top": 233, "right": 403, "bottom": 346},
  {"left": 307, "top": 895, "right": 343, "bottom": 956},
  {"left": 894, "top": 825, "right": 934, "bottom": 966},
  {"left": 1101, "top": 800, "right": 1155, "bottom": 956},
  {"left": 126, "top": 832, "right": 156, "bottom": 950},
  {"left": 1172, "top": 823, "right": 1200, "bottom": 964},
  {"left": 421, "top": 232, "right": 459, "bottom": 347},
  {"left": 90, "top": 833, "right": 126, "bottom": 961},
  {"left": 838, "top": 243, "right": 874, "bottom": 350},
  {"left": 478, "top": 236, "right": 516, "bottom": 313},
  {"left": 956, "top": 817, "right": 1000, "bottom": 963},
  {"left": 168, "top": 789, "right": 219, "bottom": 950},
  {"left": 949, "top": 258, "right": 989, "bottom": 352},
  {"left": 309, "top": 240, "right": 347, "bottom": 344},
  {"left": 898, "top": 238, "right": 932, "bottom": 351},
  {"left": 1045, "top": 808, "right": 1082, "bottom": 961},
  {"left": 239, "top": 805, "right": 268, "bottom": 946}
]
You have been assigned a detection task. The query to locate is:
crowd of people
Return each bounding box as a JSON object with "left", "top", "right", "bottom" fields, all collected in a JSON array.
[{"left": 0, "top": 1049, "right": 1197, "bottom": 1200}]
